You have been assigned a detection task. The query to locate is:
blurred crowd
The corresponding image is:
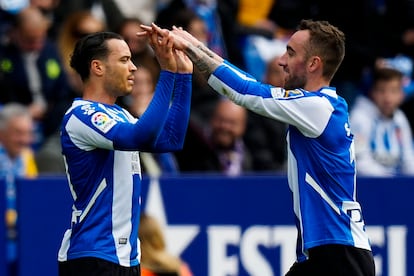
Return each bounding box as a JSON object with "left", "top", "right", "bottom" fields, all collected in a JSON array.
[
  {"left": 1, "top": 0, "right": 414, "bottom": 180},
  {"left": 1, "top": 0, "right": 414, "bottom": 275}
]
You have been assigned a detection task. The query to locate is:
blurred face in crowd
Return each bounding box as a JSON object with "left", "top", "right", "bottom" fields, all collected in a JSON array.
[
  {"left": 370, "top": 78, "right": 404, "bottom": 118},
  {"left": 130, "top": 67, "right": 155, "bottom": 116},
  {"left": 73, "top": 14, "right": 105, "bottom": 39},
  {"left": 264, "top": 56, "right": 285, "bottom": 87},
  {"left": 119, "top": 21, "right": 149, "bottom": 55},
  {"left": 15, "top": 20, "right": 48, "bottom": 53},
  {"left": 187, "top": 17, "right": 208, "bottom": 46},
  {"left": 210, "top": 99, "right": 247, "bottom": 150},
  {"left": 12, "top": 7, "right": 50, "bottom": 52},
  {"left": 0, "top": 114, "right": 34, "bottom": 159},
  {"left": 30, "top": 0, "right": 60, "bottom": 11}
]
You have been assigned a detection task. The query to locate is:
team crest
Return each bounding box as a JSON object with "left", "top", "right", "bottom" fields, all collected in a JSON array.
[
  {"left": 285, "top": 89, "right": 304, "bottom": 98},
  {"left": 91, "top": 112, "right": 117, "bottom": 133}
]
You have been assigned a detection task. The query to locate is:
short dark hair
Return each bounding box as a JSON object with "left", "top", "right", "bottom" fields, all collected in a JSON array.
[
  {"left": 298, "top": 19, "right": 345, "bottom": 81},
  {"left": 70, "top": 31, "right": 124, "bottom": 81},
  {"left": 373, "top": 67, "right": 404, "bottom": 83}
]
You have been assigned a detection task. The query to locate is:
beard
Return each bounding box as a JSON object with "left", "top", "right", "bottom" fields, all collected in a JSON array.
[{"left": 284, "top": 74, "right": 307, "bottom": 91}]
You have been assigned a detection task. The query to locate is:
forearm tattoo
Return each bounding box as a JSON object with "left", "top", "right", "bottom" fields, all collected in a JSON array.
[
  {"left": 184, "top": 44, "right": 220, "bottom": 78},
  {"left": 198, "top": 44, "right": 216, "bottom": 59}
]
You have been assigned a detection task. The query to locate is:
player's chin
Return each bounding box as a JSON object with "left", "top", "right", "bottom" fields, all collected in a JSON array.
[
  {"left": 121, "top": 88, "right": 133, "bottom": 97},
  {"left": 125, "top": 84, "right": 134, "bottom": 94}
]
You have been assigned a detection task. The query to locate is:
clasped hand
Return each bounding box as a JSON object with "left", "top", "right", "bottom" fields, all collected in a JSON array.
[{"left": 138, "top": 23, "right": 193, "bottom": 74}]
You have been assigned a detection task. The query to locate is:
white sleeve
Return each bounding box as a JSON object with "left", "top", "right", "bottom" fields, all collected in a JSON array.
[
  {"left": 208, "top": 64, "right": 334, "bottom": 138},
  {"left": 66, "top": 114, "right": 114, "bottom": 151}
]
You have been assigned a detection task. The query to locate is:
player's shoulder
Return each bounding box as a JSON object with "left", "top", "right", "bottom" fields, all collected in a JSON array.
[
  {"left": 270, "top": 88, "right": 305, "bottom": 99},
  {"left": 68, "top": 100, "right": 120, "bottom": 121},
  {"left": 271, "top": 87, "right": 332, "bottom": 102},
  {"left": 66, "top": 99, "right": 120, "bottom": 134},
  {"left": 70, "top": 99, "right": 102, "bottom": 113}
]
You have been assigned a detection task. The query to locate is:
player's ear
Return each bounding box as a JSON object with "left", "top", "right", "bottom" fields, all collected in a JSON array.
[
  {"left": 308, "top": 56, "right": 321, "bottom": 72},
  {"left": 91, "top": 60, "right": 104, "bottom": 76}
]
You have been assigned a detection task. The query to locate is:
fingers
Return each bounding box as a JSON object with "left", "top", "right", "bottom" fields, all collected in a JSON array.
[
  {"left": 136, "top": 24, "right": 152, "bottom": 37},
  {"left": 137, "top": 23, "right": 167, "bottom": 39},
  {"left": 174, "top": 49, "right": 193, "bottom": 73},
  {"left": 172, "top": 25, "right": 183, "bottom": 31},
  {"left": 151, "top": 23, "right": 166, "bottom": 35},
  {"left": 140, "top": 24, "right": 152, "bottom": 31},
  {"left": 139, "top": 23, "right": 191, "bottom": 50}
]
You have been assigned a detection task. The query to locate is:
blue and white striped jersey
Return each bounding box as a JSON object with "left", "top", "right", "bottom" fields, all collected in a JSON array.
[
  {"left": 58, "top": 71, "right": 191, "bottom": 266},
  {"left": 350, "top": 95, "right": 414, "bottom": 176},
  {"left": 208, "top": 62, "right": 372, "bottom": 262}
]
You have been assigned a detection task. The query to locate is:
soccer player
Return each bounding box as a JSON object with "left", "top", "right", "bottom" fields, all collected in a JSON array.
[
  {"left": 140, "top": 20, "right": 375, "bottom": 275},
  {"left": 57, "top": 30, "right": 192, "bottom": 275}
]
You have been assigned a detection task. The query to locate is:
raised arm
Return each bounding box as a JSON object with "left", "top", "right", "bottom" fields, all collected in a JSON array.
[
  {"left": 149, "top": 49, "right": 193, "bottom": 152},
  {"left": 139, "top": 23, "right": 222, "bottom": 78}
]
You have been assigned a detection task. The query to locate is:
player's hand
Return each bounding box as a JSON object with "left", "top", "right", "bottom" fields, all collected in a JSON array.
[
  {"left": 145, "top": 24, "right": 177, "bottom": 72},
  {"left": 174, "top": 49, "right": 193, "bottom": 74},
  {"left": 171, "top": 26, "right": 202, "bottom": 48},
  {"left": 140, "top": 23, "right": 191, "bottom": 51}
]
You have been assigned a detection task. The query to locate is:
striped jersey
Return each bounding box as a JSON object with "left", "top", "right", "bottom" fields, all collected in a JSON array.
[
  {"left": 58, "top": 71, "right": 191, "bottom": 266},
  {"left": 350, "top": 95, "right": 414, "bottom": 176},
  {"left": 207, "top": 62, "right": 372, "bottom": 262}
]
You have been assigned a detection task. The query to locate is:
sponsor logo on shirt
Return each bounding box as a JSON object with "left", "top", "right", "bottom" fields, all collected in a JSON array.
[
  {"left": 91, "top": 112, "right": 117, "bottom": 133},
  {"left": 81, "top": 104, "right": 96, "bottom": 115},
  {"left": 119, "top": 237, "right": 128, "bottom": 245}
]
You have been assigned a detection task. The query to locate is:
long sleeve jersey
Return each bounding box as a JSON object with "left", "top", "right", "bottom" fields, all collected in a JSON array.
[
  {"left": 207, "top": 61, "right": 371, "bottom": 262},
  {"left": 58, "top": 71, "right": 191, "bottom": 266}
]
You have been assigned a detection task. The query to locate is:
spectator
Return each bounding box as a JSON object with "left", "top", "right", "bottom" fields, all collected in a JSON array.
[
  {"left": 53, "top": 0, "right": 123, "bottom": 33},
  {"left": 175, "top": 98, "right": 252, "bottom": 176},
  {"left": 139, "top": 212, "right": 193, "bottom": 276},
  {"left": 0, "top": 103, "right": 36, "bottom": 177},
  {"left": 237, "top": 0, "right": 275, "bottom": 35},
  {"left": 111, "top": 0, "right": 167, "bottom": 25},
  {"left": 209, "top": 98, "right": 251, "bottom": 176},
  {"left": 375, "top": 55, "right": 414, "bottom": 97},
  {"left": 0, "top": 6, "right": 70, "bottom": 139},
  {"left": 0, "top": 6, "right": 71, "bottom": 174},
  {"left": 350, "top": 67, "right": 414, "bottom": 176},
  {"left": 57, "top": 10, "right": 106, "bottom": 96},
  {"left": 125, "top": 67, "right": 155, "bottom": 117},
  {"left": 157, "top": 0, "right": 227, "bottom": 58},
  {"left": 29, "top": 0, "right": 61, "bottom": 38},
  {"left": 0, "top": 103, "right": 37, "bottom": 276}
]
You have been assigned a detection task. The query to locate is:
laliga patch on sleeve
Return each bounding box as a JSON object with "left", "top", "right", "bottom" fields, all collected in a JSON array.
[
  {"left": 270, "top": 87, "right": 286, "bottom": 98},
  {"left": 91, "top": 112, "right": 117, "bottom": 133}
]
